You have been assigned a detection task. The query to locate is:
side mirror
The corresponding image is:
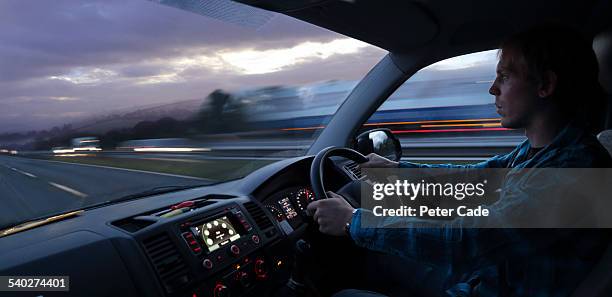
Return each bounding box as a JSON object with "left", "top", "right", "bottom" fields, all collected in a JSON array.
[{"left": 354, "top": 128, "right": 402, "bottom": 162}]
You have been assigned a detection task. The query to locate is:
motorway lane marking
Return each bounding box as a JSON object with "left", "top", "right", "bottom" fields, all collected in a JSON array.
[
  {"left": 30, "top": 159, "right": 212, "bottom": 181},
  {"left": 48, "top": 182, "right": 88, "bottom": 198},
  {"left": 10, "top": 167, "right": 37, "bottom": 178}
]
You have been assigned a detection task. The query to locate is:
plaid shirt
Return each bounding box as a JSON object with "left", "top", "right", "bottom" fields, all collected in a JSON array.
[{"left": 349, "top": 123, "right": 612, "bottom": 297}]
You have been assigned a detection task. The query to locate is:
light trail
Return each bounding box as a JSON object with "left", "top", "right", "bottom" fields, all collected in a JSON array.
[{"left": 391, "top": 127, "right": 510, "bottom": 134}]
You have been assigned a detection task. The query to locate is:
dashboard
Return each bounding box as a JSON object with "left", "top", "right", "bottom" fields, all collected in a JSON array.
[
  {"left": 0, "top": 156, "right": 353, "bottom": 297},
  {"left": 264, "top": 187, "right": 315, "bottom": 235}
]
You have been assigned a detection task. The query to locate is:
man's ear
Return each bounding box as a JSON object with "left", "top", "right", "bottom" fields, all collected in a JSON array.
[{"left": 537, "top": 71, "right": 558, "bottom": 98}]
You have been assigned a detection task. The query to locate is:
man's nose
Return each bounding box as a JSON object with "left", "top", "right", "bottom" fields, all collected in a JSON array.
[{"left": 489, "top": 82, "right": 500, "bottom": 96}]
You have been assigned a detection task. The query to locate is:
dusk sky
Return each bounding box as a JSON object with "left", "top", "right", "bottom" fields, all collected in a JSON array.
[{"left": 0, "top": 0, "right": 388, "bottom": 133}]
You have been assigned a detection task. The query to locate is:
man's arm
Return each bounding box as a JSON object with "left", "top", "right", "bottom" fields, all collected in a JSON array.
[
  {"left": 347, "top": 166, "right": 586, "bottom": 267},
  {"left": 399, "top": 149, "right": 518, "bottom": 169}
]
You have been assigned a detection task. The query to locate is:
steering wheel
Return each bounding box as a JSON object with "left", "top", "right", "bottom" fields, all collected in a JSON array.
[{"left": 309, "top": 146, "right": 368, "bottom": 201}]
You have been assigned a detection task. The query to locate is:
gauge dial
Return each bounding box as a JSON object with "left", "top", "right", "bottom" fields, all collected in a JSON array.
[
  {"left": 294, "top": 188, "right": 315, "bottom": 211},
  {"left": 266, "top": 205, "right": 285, "bottom": 221},
  {"left": 278, "top": 196, "right": 298, "bottom": 219}
]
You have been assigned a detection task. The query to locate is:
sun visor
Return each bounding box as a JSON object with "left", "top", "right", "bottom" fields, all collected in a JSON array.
[{"left": 238, "top": 0, "right": 439, "bottom": 52}]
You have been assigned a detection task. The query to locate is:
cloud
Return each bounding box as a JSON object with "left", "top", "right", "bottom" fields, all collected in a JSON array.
[
  {"left": 0, "top": 0, "right": 387, "bottom": 133},
  {"left": 425, "top": 50, "right": 498, "bottom": 71},
  {"left": 49, "top": 68, "right": 118, "bottom": 85},
  {"left": 49, "top": 96, "right": 79, "bottom": 101},
  {"left": 219, "top": 39, "right": 371, "bottom": 74}
]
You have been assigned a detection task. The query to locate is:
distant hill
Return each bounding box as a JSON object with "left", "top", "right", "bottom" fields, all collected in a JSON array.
[
  {"left": 71, "top": 98, "right": 204, "bottom": 134},
  {"left": 0, "top": 98, "right": 205, "bottom": 148}
]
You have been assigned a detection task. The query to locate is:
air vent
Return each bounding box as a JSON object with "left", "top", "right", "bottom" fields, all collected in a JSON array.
[
  {"left": 142, "top": 234, "right": 191, "bottom": 294},
  {"left": 244, "top": 202, "right": 273, "bottom": 232},
  {"left": 344, "top": 161, "right": 365, "bottom": 180}
]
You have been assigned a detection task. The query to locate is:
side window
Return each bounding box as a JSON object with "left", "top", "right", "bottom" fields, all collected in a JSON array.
[{"left": 360, "top": 50, "right": 525, "bottom": 159}]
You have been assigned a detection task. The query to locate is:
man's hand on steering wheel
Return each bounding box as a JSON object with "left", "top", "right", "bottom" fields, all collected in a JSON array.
[{"left": 307, "top": 191, "right": 355, "bottom": 236}]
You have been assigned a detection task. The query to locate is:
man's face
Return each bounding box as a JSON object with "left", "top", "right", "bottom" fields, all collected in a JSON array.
[{"left": 489, "top": 50, "right": 541, "bottom": 129}]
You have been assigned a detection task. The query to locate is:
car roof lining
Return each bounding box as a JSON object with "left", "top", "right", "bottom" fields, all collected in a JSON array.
[{"left": 238, "top": 0, "right": 611, "bottom": 56}]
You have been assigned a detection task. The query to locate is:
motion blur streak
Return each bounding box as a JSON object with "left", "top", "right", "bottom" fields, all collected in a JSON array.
[
  {"left": 278, "top": 118, "right": 503, "bottom": 131},
  {"left": 363, "top": 118, "right": 501, "bottom": 126},
  {"left": 391, "top": 127, "right": 510, "bottom": 134},
  {"left": 280, "top": 126, "right": 326, "bottom": 131},
  {"left": 420, "top": 123, "right": 502, "bottom": 128},
  {"left": 132, "top": 147, "right": 212, "bottom": 152}
]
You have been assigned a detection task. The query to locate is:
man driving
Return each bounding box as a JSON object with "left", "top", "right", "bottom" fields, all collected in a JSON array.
[{"left": 307, "top": 25, "right": 612, "bottom": 297}]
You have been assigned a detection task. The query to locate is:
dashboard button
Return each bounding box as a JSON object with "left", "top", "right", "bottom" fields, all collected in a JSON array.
[
  {"left": 251, "top": 235, "right": 260, "bottom": 244},
  {"left": 235, "top": 271, "right": 251, "bottom": 288},
  {"left": 202, "top": 259, "right": 213, "bottom": 270},
  {"left": 254, "top": 258, "right": 268, "bottom": 280},
  {"left": 230, "top": 244, "right": 240, "bottom": 256},
  {"left": 213, "top": 283, "right": 229, "bottom": 297}
]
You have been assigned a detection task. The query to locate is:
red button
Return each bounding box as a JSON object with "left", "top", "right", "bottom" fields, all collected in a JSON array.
[
  {"left": 193, "top": 247, "right": 202, "bottom": 253},
  {"left": 251, "top": 235, "right": 260, "bottom": 244}
]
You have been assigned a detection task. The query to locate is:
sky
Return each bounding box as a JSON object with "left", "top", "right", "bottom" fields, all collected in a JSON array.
[{"left": 0, "top": 0, "right": 388, "bottom": 133}]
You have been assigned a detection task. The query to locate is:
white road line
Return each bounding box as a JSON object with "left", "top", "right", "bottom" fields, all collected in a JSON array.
[
  {"left": 10, "top": 167, "right": 37, "bottom": 178},
  {"left": 48, "top": 182, "right": 88, "bottom": 198},
  {"left": 32, "top": 159, "right": 211, "bottom": 181}
]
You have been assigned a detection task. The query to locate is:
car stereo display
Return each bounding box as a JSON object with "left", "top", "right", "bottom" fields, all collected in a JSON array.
[{"left": 193, "top": 216, "right": 240, "bottom": 253}]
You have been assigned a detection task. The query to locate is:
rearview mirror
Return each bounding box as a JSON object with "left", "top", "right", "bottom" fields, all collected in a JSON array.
[{"left": 354, "top": 128, "right": 402, "bottom": 162}]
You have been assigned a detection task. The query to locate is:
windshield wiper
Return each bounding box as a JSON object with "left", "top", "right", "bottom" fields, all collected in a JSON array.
[
  {"left": 0, "top": 178, "right": 243, "bottom": 234},
  {"left": 0, "top": 184, "right": 214, "bottom": 236},
  {"left": 0, "top": 210, "right": 83, "bottom": 238}
]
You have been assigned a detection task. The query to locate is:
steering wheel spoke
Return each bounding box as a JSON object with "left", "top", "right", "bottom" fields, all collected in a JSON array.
[{"left": 309, "top": 146, "right": 368, "bottom": 201}]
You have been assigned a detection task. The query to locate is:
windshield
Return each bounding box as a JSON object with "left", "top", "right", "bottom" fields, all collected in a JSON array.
[{"left": 0, "top": 0, "right": 387, "bottom": 228}]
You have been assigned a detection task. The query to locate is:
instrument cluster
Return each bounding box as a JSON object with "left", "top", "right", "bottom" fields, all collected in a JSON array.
[{"left": 264, "top": 187, "right": 315, "bottom": 232}]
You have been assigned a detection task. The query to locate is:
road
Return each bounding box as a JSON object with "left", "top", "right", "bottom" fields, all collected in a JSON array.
[
  {"left": 1, "top": 135, "right": 523, "bottom": 229},
  {"left": 0, "top": 155, "right": 210, "bottom": 230}
]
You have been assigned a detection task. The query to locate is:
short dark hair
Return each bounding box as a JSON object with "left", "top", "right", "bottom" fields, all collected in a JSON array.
[{"left": 499, "top": 24, "right": 605, "bottom": 130}]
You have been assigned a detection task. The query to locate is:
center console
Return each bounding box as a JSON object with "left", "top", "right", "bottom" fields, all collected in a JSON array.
[
  {"left": 178, "top": 206, "right": 268, "bottom": 296},
  {"left": 135, "top": 199, "right": 287, "bottom": 297}
]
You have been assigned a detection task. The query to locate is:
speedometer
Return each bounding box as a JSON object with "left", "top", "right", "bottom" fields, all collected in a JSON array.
[
  {"left": 294, "top": 188, "right": 315, "bottom": 211},
  {"left": 265, "top": 205, "right": 285, "bottom": 221},
  {"left": 278, "top": 196, "right": 298, "bottom": 219}
]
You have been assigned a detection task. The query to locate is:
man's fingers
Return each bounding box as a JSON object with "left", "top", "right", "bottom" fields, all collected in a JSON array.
[
  {"left": 326, "top": 191, "right": 343, "bottom": 199},
  {"left": 307, "top": 199, "right": 321, "bottom": 212},
  {"left": 312, "top": 208, "right": 320, "bottom": 222},
  {"left": 319, "top": 224, "right": 329, "bottom": 233}
]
